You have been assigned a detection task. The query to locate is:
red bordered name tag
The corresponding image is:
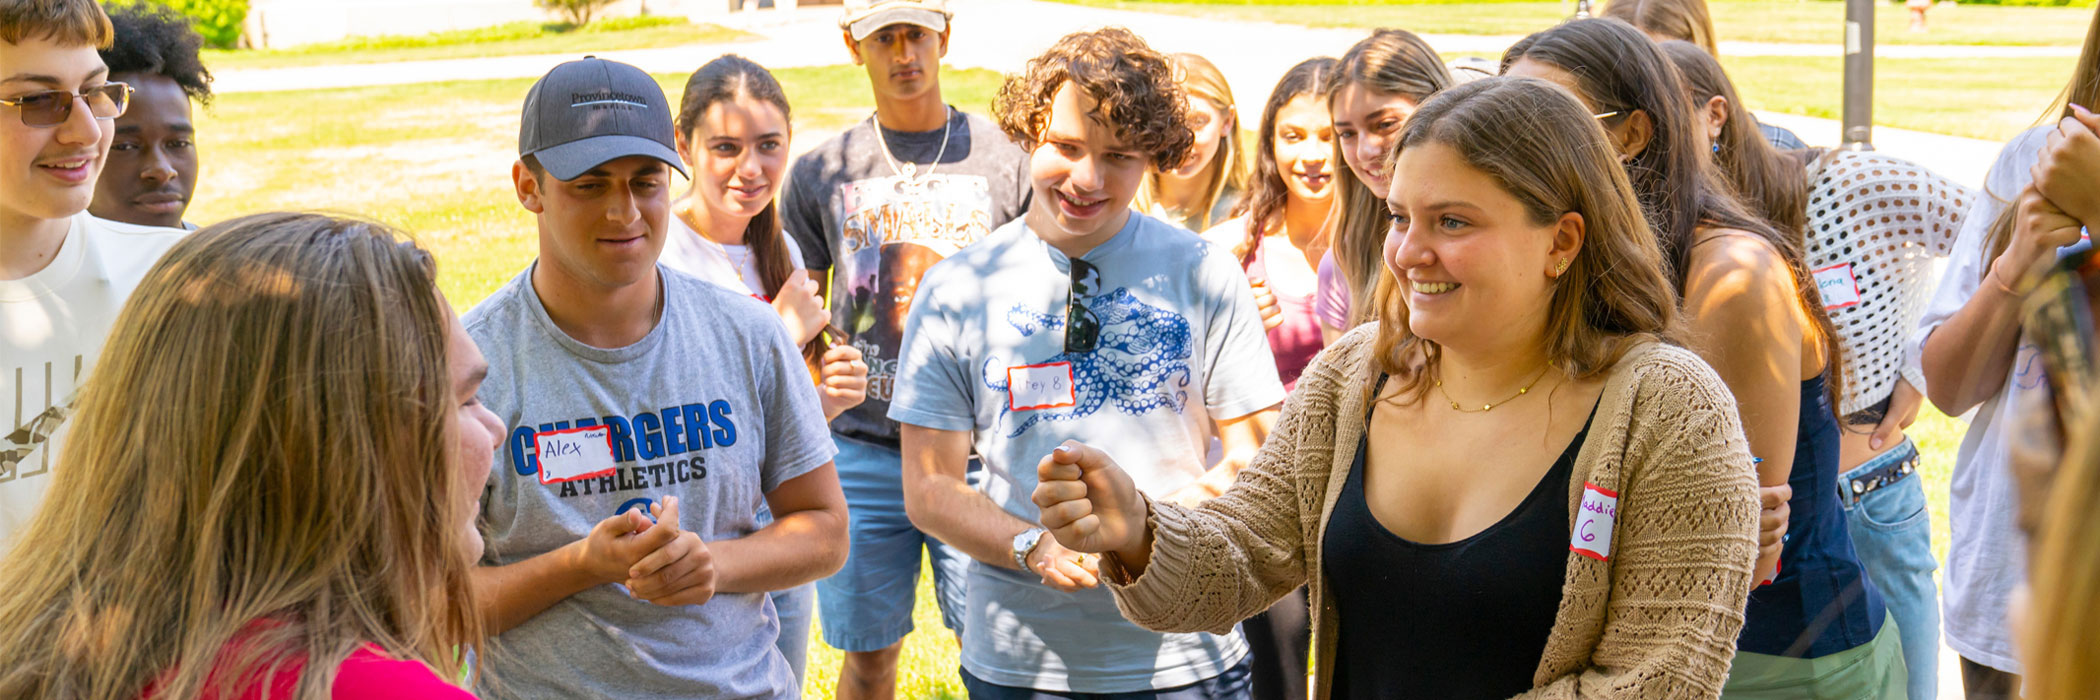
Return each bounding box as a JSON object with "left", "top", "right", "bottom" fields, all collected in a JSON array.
[
  {"left": 535, "top": 424, "right": 617, "bottom": 486},
  {"left": 1812, "top": 262, "right": 1862, "bottom": 310},
  {"left": 1571, "top": 482, "right": 1619, "bottom": 561},
  {"left": 1007, "top": 362, "right": 1077, "bottom": 411}
]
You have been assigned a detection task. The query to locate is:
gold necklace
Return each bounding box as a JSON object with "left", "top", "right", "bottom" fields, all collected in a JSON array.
[{"left": 1434, "top": 364, "right": 1552, "bottom": 413}]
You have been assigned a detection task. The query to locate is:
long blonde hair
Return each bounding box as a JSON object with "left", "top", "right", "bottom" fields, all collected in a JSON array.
[
  {"left": 1326, "top": 28, "right": 1453, "bottom": 328},
  {"left": 1135, "top": 52, "right": 1248, "bottom": 232},
  {"left": 1372, "top": 78, "right": 1681, "bottom": 400},
  {"left": 0, "top": 212, "right": 483, "bottom": 699},
  {"left": 2026, "top": 404, "right": 2100, "bottom": 699},
  {"left": 1981, "top": 4, "right": 2100, "bottom": 282}
]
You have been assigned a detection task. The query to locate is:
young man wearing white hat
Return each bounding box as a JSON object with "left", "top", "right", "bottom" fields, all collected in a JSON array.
[{"left": 780, "top": 1, "right": 1031, "bottom": 698}]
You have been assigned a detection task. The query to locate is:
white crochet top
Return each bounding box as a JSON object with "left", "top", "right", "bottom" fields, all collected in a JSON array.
[{"left": 1802, "top": 150, "right": 1973, "bottom": 416}]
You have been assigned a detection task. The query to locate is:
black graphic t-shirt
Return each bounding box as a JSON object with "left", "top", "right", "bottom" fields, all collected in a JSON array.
[{"left": 782, "top": 108, "right": 1031, "bottom": 444}]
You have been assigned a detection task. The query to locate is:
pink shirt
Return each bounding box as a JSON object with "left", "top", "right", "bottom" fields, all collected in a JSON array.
[{"left": 150, "top": 645, "right": 475, "bottom": 700}]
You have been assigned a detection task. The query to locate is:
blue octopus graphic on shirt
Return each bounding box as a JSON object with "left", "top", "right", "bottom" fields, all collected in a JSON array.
[{"left": 983, "top": 288, "right": 1194, "bottom": 437}]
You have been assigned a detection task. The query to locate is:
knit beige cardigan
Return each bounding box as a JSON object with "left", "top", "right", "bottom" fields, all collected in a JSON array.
[{"left": 1105, "top": 326, "right": 1763, "bottom": 699}]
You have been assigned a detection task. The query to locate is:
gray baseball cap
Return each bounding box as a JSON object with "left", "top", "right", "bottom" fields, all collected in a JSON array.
[{"left": 519, "top": 56, "right": 687, "bottom": 181}]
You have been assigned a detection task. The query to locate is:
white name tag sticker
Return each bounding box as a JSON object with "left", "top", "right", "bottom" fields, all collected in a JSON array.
[
  {"left": 1813, "top": 262, "right": 1862, "bottom": 310},
  {"left": 1571, "top": 482, "right": 1619, "bottom": 561},
  {"left": 1007, "top": 362, "right": 1077, "bottom": 411},
  {"left": 535, "top": 425, "right": 617, "bottom": 485}
]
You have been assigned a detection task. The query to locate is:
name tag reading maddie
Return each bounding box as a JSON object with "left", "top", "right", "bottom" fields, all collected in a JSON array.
[
  {"left": 536, "top": 425, "right": 617, "bottom": 485},
  {"left": 1008, "top": 362, "right": 1077, "bottom": 411},
  {"left": 1813, "top": 263, "right": 1862, "bottom": 310},
  {"left": 1571, "top": 482, "right": 1619, "bottom": 561}
]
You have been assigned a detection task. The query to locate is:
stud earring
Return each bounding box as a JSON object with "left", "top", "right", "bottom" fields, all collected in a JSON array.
[{"left": 1555, "top": 258, "right": 1570, "bottom": 275}]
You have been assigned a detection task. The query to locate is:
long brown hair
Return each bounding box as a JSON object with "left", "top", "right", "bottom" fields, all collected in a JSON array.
[
  {"left": 1326, "top": 28, "right": 1453, "bottom": 328},
  {"left": 1505, "top": 19, "right": 1844, "bottom": 419},
  {"left": 1135, "top": 53, "right": 1249, "bottom": 232},
  {"left": 677, "top": 54, "right": 795, "bottom": 300},
  {"left": 0, "top": 213, "right": 482, "bottom": 700},
  {"left": 1661, "top": 39, "right": 1809, "bottom": 236},
  {"left": 1235, "top": 56, "right": 1339, "bottom": 263},
  {"left": 1981, "top": 4, "right": 2100, "bottom": 281},
  {"left": 1372, "top": 78, "right": 1682, "bottom": 401},
  {"left": 1601, "top": 0, "right": 1719, "bottom": 55}
]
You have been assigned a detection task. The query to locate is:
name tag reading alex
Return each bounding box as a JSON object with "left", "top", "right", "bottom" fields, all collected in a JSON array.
[
  {"left": 1813, "top": 262, "right": 1862, "bottom": 310},
  {"left": 536, "top": 425, "right": 617, "bottom": 485},
  {"left": 1571, "top": 482, "right": 1619, "bottom": 561},
  {"left": 1008, "top": 362, "right": 1077, "bottom": 411}
]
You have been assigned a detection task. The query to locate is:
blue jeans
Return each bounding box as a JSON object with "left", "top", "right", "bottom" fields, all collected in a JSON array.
[
  {"left": 815, "top": 433, "right": 973, "bottom": 652},
  {"left": 1838, "top": 437, "right": 1938, "bottom": 700},
  {"left": 960, "top": 654, "right": 1253, "bottom": 700}
]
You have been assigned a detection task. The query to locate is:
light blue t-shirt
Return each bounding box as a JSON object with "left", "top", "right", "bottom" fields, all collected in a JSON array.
[
  {"left": 465, "top": 264, "right": 837, "bottom": 699},
  {"left": 889, "top": 212, "right": 1285, "bottom": 692}
]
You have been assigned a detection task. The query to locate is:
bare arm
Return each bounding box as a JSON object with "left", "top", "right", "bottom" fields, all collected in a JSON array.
[
  {"left": 711, "top": 463, "right": 850, "bottom": 593},
  {"left": 900, "top": 424, "right": 1043, "bottom": 569},
  {"left": 1682, "top": 233, "right": 1807, "bottom": 487},
  {"left": 471, "top": 509, "right": 675, "bottom": 635},
  {"left": 1922, "top": 188, "right": 2082, "bottom": 415}
]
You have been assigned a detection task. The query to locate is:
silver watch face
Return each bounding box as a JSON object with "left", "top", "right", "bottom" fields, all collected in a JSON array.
[{"left": 1013, "top": 528, "right": 1045, "bottom": 566}]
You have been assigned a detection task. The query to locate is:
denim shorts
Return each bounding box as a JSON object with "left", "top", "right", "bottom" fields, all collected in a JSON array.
[
  {"left": 814, "top": 433, "right": 973, "bottom": 652},
  {"left": 1838, "top": 437, "right": 1939, "bottom": 700}
]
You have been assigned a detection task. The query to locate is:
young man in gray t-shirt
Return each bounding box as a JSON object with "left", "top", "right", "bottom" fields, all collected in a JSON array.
[
  {"left": 890, "top": 29, "right": 1282, "bottom": 698},
  {"left": 780, "top": 0, "right": 1028, "bottom": 695},
  {"left": 466, "top": 57, "right": 847, "bottom": 700}
]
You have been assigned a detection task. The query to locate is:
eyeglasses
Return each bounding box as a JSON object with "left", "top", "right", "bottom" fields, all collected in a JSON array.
[
  {"left": 0, "top": 83, "right": 132, "bottom": 128},
  {"left": 1065, "top": 258, "right": 1101, "bottom": 354}
]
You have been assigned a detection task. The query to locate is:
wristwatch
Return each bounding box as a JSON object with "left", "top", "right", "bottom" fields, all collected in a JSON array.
[{"left": 1012, "top": 527, "right": 1049, "bottom": 570}]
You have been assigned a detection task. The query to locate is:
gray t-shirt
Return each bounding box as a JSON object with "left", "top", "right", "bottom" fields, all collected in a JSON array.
[
  {"left": 783, "top": 107, "right": 1031, "bottom": 445},
  {"left": 464, "top": 264, "right": 837, "bottom": 700},
  {"left": 888, "top": 213, "right": 1284, "bottom": 692}
]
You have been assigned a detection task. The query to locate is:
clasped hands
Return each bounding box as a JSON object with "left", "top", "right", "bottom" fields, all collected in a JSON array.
[{"left": 574, "top": 496, "right": 717, "bottom": 607}]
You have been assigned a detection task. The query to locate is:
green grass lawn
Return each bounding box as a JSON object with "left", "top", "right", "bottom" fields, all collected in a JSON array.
[
  {"left": 187, "top": 63, "right": 1988, "bottom": 699},
  {"left": 1721, "top": 54, "right": 2070, "bottom": 141},
  {"left": 1050, "top": 0, "right": 2095, "bottom": 46},
  {"left": 202, "top": 17, "right": 755, "bottom": 71}
]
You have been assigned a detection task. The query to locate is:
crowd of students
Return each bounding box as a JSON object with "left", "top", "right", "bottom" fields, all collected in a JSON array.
[{"left": 3, "top": 0, "right": 2100, "bottom": 697}]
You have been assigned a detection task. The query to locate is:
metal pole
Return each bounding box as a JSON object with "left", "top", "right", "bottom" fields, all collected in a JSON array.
[
  {"left": 1841, "top": 0, "right": 1875, "bottom": 149},
  {"left": 1573, "top": 0, "right": 1593, "bottom": 19}
]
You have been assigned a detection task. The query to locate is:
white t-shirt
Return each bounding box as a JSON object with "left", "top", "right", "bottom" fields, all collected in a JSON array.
[
  {"left": 661, "top": 214, "right": 805, "bottom": 299},
  {"left": 1909, "top": 125, "right": 2052, "bottom": 674},
  {"left": 1, "top": 212, "right": 187, "bottom": 550}
]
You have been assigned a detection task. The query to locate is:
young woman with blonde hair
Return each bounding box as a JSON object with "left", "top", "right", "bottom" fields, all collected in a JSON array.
[
  {"left": 1313, "top": 28, "right": 1452, "bottom": 341},
  {"left": 0, "top": 212, "right": 492, "bottom": 699},
  {"left": 1135, "top": 52, "right": 1248, "bottom": 233},
  {"left": 1035, "top": 76, "right": 1761, "bottom": 699}
]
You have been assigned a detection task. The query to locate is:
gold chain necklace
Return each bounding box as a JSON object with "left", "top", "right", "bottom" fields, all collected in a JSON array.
[{"left": 1434, "top": 364, "right": 1552, "bottom": 413}]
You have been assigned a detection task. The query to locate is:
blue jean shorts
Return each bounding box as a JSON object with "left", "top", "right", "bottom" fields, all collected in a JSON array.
[
  {"left": 814, "top": 433, "right": 973, "bottom": 652},
  {"left": 1838, "top": 437, "right": 1938, "bottom": 700}
]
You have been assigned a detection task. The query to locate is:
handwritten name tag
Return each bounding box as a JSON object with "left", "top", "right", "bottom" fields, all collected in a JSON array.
[
  {"left": 1571, "top": 482, "right": 1619, "bottom": 561},
  {"left": 536, "top": 425, "right": 617, "bottom": 485},
  {"left": 1813, "top": 262, "right": 1862, "bottom": 310},
  {"left": 1007, "top": 362, "right": 1077, "bottom": 411}
]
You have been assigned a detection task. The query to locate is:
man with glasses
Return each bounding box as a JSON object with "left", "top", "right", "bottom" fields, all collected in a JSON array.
[
  {"left": 890, "top": 28, "right": 1281, "bottom": 699},
  {"left": 1, "top": 0, "right": 187, "bottom": 552},
  {"left": 781, "top": 1, "right": 1028, "bottom": 696}
]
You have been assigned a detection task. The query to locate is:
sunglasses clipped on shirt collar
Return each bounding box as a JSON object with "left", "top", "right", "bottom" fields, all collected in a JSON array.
[
  {"left": 0, "top": 83, "right": 131, "bottom": 128},
  {"left": 1065, "top": 258, "right": 1101, "bottom": 354}
]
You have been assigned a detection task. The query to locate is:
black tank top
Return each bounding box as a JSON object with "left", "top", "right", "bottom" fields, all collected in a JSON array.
[{"left": 1321, "top": 378, "right": 1594, "bottom": 699}]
